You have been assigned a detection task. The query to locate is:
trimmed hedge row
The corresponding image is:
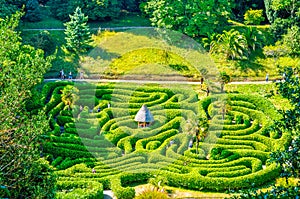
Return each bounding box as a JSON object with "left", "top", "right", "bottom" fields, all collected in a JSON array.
[
  {"left": 111, "top": 178, "right": 135, "bottom": 199},
  {"left": 135, "top": 129, "right": 179, "bottom": 151},
  {"left": 206, "top": 167, "right": 252, "bottom": 178},
  {"left": 198, "top": 165, "right": 248, "bottom": 176},
  {"left": 57, "top": 157, "right": 96, "bottom": 170},
  {"left": 43, "top": 142, "right": 94, "bottom": 159},
  {"left": 56, "top": 180, "right": 103, "bottom": 199},
  {"left": 41, "top": 81, "right": 73, "bottom": 105},
  {"left": 160, "top": 163, "right": 280, "bottom": 191}
]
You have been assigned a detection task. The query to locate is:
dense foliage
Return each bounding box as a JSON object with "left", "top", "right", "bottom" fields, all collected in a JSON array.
[
  {"left": 0, "top": 12, "right": 55, "bottom": 198},
  {"left": 142, "top": 0, "right": 234, "bottom": 37},
  {"left": 64, "top": 7, "right": 92, "bottom": 54},
  {"left": 25, "top": 0, "right": 42, "bottom": 22},
  {"left": 47, "top": 0, "right": 143, "bottom": 22}
]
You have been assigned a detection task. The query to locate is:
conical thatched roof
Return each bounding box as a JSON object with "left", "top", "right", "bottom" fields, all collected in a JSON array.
[{"left": 134, "top": 104, "right": 154, "bottom": 123}]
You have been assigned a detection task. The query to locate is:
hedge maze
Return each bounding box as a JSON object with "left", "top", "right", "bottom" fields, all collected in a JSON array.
[{"left": 42, "top": 81, "right": 290, "bottom": 198}]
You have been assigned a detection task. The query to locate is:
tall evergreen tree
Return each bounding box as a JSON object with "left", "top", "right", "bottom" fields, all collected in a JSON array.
[
  {"left": 0, "top": 12, "right": 55, "bottom": 198},
  {"left": 64, "top": 7, "right": 92, "bottom": 54}
]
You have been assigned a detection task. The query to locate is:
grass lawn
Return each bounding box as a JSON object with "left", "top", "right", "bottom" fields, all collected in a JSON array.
[{"left": 79, "top": 30, "right": 212, "bottom": 80}]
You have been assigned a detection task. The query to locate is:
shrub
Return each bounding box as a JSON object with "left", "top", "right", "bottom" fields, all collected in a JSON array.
[
  {"left": 57, "top": 116, "right": 74, "bottom": 126},
  {"left": 244, "top": 9, "right": 265, "bottom": 25},
  {"left": 111, "top": 178, "right": 135, "bottom": 199},
  {"left": 134, "top": 186, "right": 169, "bottom": 199},
  {"left": 56, "top": 180, "right": 103, "bottom": 199},
  {"left": 146, "top": 141, "right": 161, "bottom": 150}
]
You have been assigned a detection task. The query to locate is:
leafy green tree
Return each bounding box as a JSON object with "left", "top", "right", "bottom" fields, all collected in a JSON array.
[
  {"left": 270, "top": 137, "right": 300, "bottom": 184},
  {"left": 232, "top": 0, "right": 265, "bottom": 21},
  {"left": 230, "top": 185, "right": 300, "bottom": 199},
  {"left": 0, "top": 12, "right": 55, "bottom": 198},
  {"left": 264, "top": 0, "right": 300, "bottom": 38},
  {"left": 219, "top": 72, "right": 231, "bottom": 92},
  {"left": 283, "top": 25, "right": 300, "bottom": 56},
  {"left": 47, "top": 0, "right": 121, "bottom": 21},
  {"left": 244, "top": 9, "right": 265, "bottom": 25},
  {"left": 25, "top": 0, "right": 42, "bottom": 21},
  {"left": 64, "top": 7, "right": 92, "bottom": 54},
  {"left": 29, "top": 30, "right": 57, "bottom": 57},
  {"left": 211, "top": 29, "right": 248, "bottom": 60},
  {"left": 143, "top": 0, "right": 233, "bottom": 37},
  {"left": 0, "top": 0, "right": 18, "bottom": 18},
  {"left": 242, "top": 27, "right": 265, "bottom": 52}
]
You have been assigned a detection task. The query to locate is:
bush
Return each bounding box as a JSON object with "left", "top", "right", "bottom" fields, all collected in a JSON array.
[
  {"left": 111, "top": 178, "right": 135, "bottom": 199},
  {"left": 57, "top": 116, "right": 74, "bottom": 126},
  {"left": 244, "top": 9, "right": 265, "bottom": 25},
  {"left": 56, "top": 180, "right": 103, "bottom": 199},
  {"left": 134, "top": 186, "right": 169, "bottom": 199},
  {"left": 146, "top": 141, "right": 161, "bottom": 150}
]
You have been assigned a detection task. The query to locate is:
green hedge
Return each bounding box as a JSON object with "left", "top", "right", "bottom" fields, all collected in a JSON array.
[
  {"left": 111, "top": 178, "right": 135, "bottom": 199},
  {"left": 162, "top": 163, "right": 280, "bottom": 191},
  {"left": 56, "top": 180, "right": 103, "bottom": 199}
]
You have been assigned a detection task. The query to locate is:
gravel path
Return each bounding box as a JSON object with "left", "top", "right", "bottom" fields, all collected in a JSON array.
[{"left": 44, "top": 78, "right": 273, "bottom": 85}]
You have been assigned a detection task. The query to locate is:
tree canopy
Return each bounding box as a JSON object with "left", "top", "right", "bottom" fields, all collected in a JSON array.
[
  {"left": 142, "top": 0, "right": 234, "bottom": 37},
  {"left": 0, "top": 12, "right": 55, "bottom": 198},
  {"left": 64, "top": 7, "right": 92, "bottom": 54}
]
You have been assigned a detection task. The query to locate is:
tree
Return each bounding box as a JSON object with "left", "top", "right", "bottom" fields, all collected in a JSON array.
[
  {"left": 219, "top": 72, "right": 231, "bottom": 92},
  {"left": 232, "top": 0, "right": 265, "bottom": 21},
  {"left": 270, "top": 137, "right": 300, "bottom": 184},
  {"left": 64, "top": 7, "right": 92, "bottom": 54},
  {"left": 0, "top": 12, "right": 55, "bottom": 198},
  {"left": 283, "top": 25, "right": 300, "bottom": 56},
  {"left": 211, "top": 29, "right": 248, "bottom": 60},
  {"left": 47, "top": 0, "right": 121, "bottom": 21},
  {"left": 244, "top": 9, "right": 265, "bottom": 25},
  {"left": 143, "top": 0, "right": 233, "bottom": 37},
  {"left": 25, "top": 0, "right": 42, "bottom": 22},
  {"left": 29, "top": 30, "right": 56, "bottom": 56},
  {"left": 61, "top": 85, "right": 79, "bottom": 110},
  {"left": 264, "top": 0, "right": 300, "bottom": 39},
  {"left": 242, "top": 27, "right": 265, "bottom": 53},
  {"left": 0, "top": 0, "right": 18, "bottom": 18}
]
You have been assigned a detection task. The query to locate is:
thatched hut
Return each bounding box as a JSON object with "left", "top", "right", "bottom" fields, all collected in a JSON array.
[{"left": 134, "top": 104, "right": 154, "bottom": 128}]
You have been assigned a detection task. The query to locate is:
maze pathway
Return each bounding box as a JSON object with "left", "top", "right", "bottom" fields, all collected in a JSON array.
[{"left": 41, "top": 81, "right": 290, "bottom": 197}]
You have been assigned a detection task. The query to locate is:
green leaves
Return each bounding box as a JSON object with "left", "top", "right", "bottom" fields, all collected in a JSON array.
[
  {"left": 244, "top": 9, "right": 265, "bottom": 25},
  {"left": 144, "top": 0, "right": 233, "bottom": 37},
  {"left": 64, "top": 7, "right": 92, "bottom": 54},
  {"left": 210, "top": 29, "right": 248, "bottom": 60},
  {"left": 0, "top": 12, "right": 55, "bottom": 198}
]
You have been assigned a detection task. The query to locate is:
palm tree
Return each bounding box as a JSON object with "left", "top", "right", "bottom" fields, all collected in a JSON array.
[
  {"left": 219, "top": 72, "right": 231, "bottom": 92},
  {"left": 211, "top": 29, "right": 248, "bottom": 60},
  {"left": 61, "top": 85, "right": 79, "bottom": 110},
  {"left": 242, "top": 27, "right": 265, "bottom": 53}
]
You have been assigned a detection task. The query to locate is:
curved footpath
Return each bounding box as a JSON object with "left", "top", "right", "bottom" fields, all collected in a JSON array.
[{"left": 22, "top": 26, "right": 153, "bottom": 31}]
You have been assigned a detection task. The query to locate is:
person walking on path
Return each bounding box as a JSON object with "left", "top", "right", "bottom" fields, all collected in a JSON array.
[
  {"left": 265, "top": 73, "right": 269, "bottom": 82},
  {"left": 60, "top": 69, "right": 65, "bottom": 80},
  {"left": 68, "top": 71, "right": 72, "bottom": 79},
  {"left": 79, "top": 71, "right": 84, "bottom": 79}
]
